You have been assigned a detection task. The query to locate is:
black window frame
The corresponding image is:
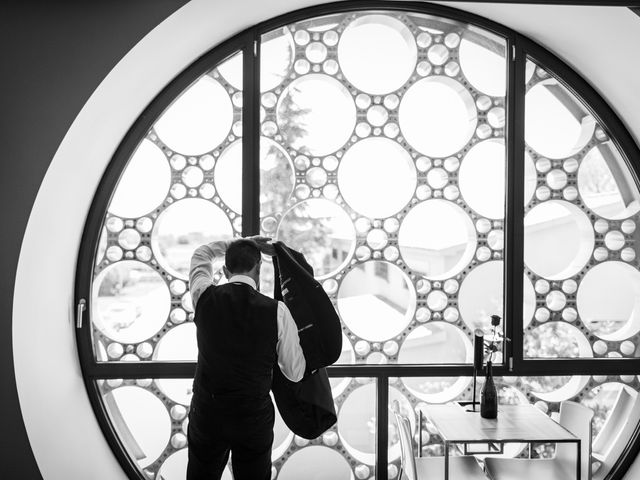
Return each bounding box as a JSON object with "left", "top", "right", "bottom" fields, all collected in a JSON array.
[{"left": 74, "top": 2, "right": 640, "bottom": 479}]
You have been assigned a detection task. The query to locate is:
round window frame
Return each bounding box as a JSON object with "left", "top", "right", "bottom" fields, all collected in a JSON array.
[{"left": 74, "top": 2, "right": 640, "bottom": 480}]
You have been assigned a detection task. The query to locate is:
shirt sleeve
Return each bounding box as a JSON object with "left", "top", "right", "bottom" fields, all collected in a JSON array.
[
  {"left": 189, "top": 240, "right": 229, "bottom": 307},
  {"left": 276, "top": 301, "right": 306, "bottom": 382}
]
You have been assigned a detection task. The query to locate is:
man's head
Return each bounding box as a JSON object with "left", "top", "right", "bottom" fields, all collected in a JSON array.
[{"left": 223, "top": 239, "right": 262, "bottom": 284}]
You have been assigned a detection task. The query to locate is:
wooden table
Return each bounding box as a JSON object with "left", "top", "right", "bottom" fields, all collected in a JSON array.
[{"left": 422, "top": 403, "right": 580, "bottom": 480}]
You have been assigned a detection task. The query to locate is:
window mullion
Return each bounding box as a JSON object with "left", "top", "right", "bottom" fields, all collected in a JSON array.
[
  {"left": 242, "top": 29, "right": 261, "bottom": 236},
  {"left": 504, "top": 34, "right": 526, "bottom": 373},
  {"left": 86, "top": 361, "right": 197, "bottom": 379},
  {"left": 508, "top": 358, "right": 640, "bottom": 376}
]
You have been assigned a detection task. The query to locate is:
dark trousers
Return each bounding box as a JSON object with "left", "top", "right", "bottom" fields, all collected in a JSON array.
[{"left": 186, "top": 389, "right": 274, "bottom": 480}]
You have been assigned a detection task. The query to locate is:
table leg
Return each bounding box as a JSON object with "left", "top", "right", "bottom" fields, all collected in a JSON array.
[
  {"left": 444, "top": 441, "right": 450, "bottom": 480},
  {"left": 576, "top": 440, "right": 581, "bottom": 480}
]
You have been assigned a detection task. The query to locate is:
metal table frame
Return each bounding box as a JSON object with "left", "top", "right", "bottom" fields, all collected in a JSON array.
[{"left": 423, "top": 404, "right": 581, "bottom": 480}]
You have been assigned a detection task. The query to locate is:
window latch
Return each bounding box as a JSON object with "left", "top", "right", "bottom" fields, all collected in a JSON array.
[{"left": 76, "top": 298, "right": 86, "bottom": 329}]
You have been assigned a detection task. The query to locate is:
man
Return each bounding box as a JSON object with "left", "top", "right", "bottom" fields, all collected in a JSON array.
[{"left": 187, "top": 236, "right": 306, "bottom": 480}]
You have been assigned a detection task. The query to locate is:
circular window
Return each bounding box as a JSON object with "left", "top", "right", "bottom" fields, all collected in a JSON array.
[{"left": 78, "top": 6, "right": 640, "bottom": 480}]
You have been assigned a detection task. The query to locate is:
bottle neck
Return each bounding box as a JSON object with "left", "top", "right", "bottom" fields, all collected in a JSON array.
[{"left": 485, "top": 361, "right": 493, "bottom": 378}]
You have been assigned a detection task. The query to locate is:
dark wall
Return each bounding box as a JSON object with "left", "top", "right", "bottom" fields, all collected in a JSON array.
[{"left": 0, "top": 1, "right": 189, "bottom": 478}]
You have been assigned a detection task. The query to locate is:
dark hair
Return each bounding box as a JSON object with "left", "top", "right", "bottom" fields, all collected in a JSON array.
[{"left": 225, "top": 239, "right": 261, "bottom": 273}]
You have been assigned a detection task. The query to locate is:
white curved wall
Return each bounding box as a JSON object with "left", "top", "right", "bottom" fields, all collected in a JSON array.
[{"left": 12, "top": 1, "right": 640, "bottom": 478}]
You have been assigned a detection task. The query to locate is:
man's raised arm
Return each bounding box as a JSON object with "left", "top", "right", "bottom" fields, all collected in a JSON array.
[{"left": 189, "top": 240, "right": 229, "bottom": 307}]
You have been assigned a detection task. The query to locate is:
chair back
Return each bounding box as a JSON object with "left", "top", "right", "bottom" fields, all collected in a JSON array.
[
  {"left": 592, "top": 385, "right": 635, "bottom": 455},
  {"left": 557, "top": 401, "right": 594, "bottom": 480},
  {"left": 393, "top": 409, "right": 418, "bottom": 480},
  {"left": 594, "top": 387, "right": 640, "bottom": 479}
]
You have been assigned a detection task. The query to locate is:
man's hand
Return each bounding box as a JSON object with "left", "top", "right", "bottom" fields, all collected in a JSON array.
[{"left": 246, "top": 235, "right": 276, "bottom": 256}]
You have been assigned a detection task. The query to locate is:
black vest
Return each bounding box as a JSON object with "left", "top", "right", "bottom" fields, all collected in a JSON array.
[{"left": 193, "top": 282, "right": 278, "bottom": 400}]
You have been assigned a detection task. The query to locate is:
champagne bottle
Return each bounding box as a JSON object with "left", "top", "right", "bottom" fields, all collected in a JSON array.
[{"left": 480, "top": 361, "right": 498, "bottom": 419}]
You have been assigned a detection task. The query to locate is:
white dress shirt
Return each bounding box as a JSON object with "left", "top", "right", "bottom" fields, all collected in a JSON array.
[{"left": 189, "top": 240, "right": 306, "bottom": 383}]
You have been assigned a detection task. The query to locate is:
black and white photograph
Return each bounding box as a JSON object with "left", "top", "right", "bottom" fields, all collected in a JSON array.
[{"left": 3, "top": 1, "right": 640, "bottom": 479}]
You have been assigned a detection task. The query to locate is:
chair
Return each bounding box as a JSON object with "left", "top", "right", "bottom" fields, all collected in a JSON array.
[
  {"left": 392, "top": 407, "right": 487, "bottom": 480},
  {"left": 592, "top": 386, "right": 640, "bottom": 480},
  {"left": 484, "top": 401, "right": 594, "bottom": 480}
]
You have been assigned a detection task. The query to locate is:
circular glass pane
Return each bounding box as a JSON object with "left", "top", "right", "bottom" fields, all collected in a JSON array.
[
  {"left": 260, "top": 140, "right": 296, "bottom": 216},
  {"left": 402, "top": 374, "right": 471, "bottom": 404},
  {"left": 108, "top": 140, "right": 170, "bottom": 218},
  {"left": 272, "top": 401, "right": 294, "bottom": 460},
  {"left": 276, "top": 74, "right": 355, "bottom": 156},
  {"left": 337, "top": 14, "right": 417, "bottom": 94},
  {"left": 399, "top": 76, "right": 477, "bottom": 158},
  {"left": 459, "top": 261, "right": 536, "bottom": 331},
  {"left": 577, "top": 261, "right": 640, "bottom": 341},
  {"left": 458, "top": 139, "right": 537, "bottom": 219},
  {"left": 524, "top": 321, "right": 592, "bottom": 359},
  {"left": 524, "top": 200, "right": 594, "bottom": 280},
  {"left": 338, "top": 138, "right": 416, "bottom": 218},
  {"left": 96, "top": 227, "right": 107, "bottom": 265},
  {"left": 214, "top": 51, "right": 243, "bottom": 90},
  {"left": 459, "top": 139, "right": 505, "bottom": 219},
  {"left": 215, "top": 138, "right": 294, "bottom": 215},
  {"left": 106, "top": 386, "right": 171, "bottom": 468},
  {"left": 276, "top": 199, "right": 355, "bottom": 278},
  {"left": 458, "top": 34, "right": 506, "bottom": 97},
  {"left": 398, "top": 200, "right": 477, "bottom": 280},
  {"left": 337, "top": 383, "right": 408, "bottom": 464},
  {"left": 525, "top": 80, "right": 595, "bottom": 159},
  {"left": 521, "top": 375, "right": 590, "bottom": 403},
  {"left": 277, "top": 446, "right": 353, "bottom": 479},
  {"left": 151, "top": 199, "right": 233, "bottom": 279},
  {"left": 92, "top": 261, "right": 170, "bottom": 344},
  {"left": 262, "top": 28, "right": 295, "bottom": 91},
  {"left": 399, "top": 322, "right": 472, "bottom": 362},
  {"left": 155, "top": 76, "right": 233, "bottom": 155},
  {"left": 155, "top": 323, "right": 197, "bottom": 361},
  {"left": 398, "top": 322, "right": 472, "bottom": 365},
  {"left": 156, "top": 378, "right": 193, "bottom": 406},
  {"left": 158, "top": 449, "right": 232, "bottom": 480},
  {"left": 577, "top": 142, "right": 640, "bottom": 220},
  {"left": 337, "top": 261, "right": 415, "bottom": 341},
  {"left": 399, "top": 326, "right": 473, "bottom": 398}
]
